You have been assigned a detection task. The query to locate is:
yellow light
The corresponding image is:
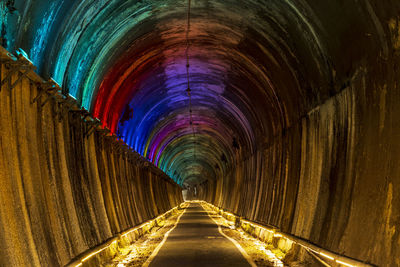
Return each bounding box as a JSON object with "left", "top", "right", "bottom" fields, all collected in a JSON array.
[
  {"left": 200, "top": 201, "right": 371, "bottom": 267},
  {"left": 336, "top": 260, "right": 356, "bottom": 267},
  {"left": 121, "top": 226, "right": 139, "bottom": 237},
  {"left": 319, "top": 252, "right": 334, "bottom": 260},
  {"left": 81, "top": 246, "right": 108, "bottom": 262},
  {"left": 308, "top": 248, "right": 319, "bottom": 254},
  {"left": 69, "top": 203, "right": 183, "bottom": 266}
]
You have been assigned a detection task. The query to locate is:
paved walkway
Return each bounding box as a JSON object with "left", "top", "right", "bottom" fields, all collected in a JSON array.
[{"left": 146, "top": 203, "right": 253, "bottom": 267}]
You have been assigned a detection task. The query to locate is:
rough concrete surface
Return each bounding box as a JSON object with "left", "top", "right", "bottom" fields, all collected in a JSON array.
[
  {"left": 0, "top": 64, "right": 183, "bottom": 266},
  {"left": 2, "top": 1, "right": 400, "bottom": 266}
]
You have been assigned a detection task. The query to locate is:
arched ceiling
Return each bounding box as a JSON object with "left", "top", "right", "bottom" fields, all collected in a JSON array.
[{"left": 1, "top": 0, "right": 386, "bottom": 186}]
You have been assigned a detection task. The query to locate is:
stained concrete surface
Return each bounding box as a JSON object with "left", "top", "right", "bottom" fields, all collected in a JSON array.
[
  {"left": 148, "top": 203, "right": 251, "bottom": 267},
  {"left": 2, "top": 2, "right": 400, "bottom": 266},
  {"left": 0, "top": 59, "right": 183, "bottom": 266}
]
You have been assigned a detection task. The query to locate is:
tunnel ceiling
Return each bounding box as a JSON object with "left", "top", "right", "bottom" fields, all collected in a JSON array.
[{"left": 1, "top": 0, "right": 387, "bottom": 186}]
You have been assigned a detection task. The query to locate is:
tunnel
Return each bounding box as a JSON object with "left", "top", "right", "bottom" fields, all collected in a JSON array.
[{"left": 1, "top": 0, "right": 400, "bottom": 266}]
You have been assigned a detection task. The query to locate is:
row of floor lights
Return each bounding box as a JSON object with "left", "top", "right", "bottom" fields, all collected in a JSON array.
[{"left": 198, "top": 201, "right": 366, "bottom": 267}]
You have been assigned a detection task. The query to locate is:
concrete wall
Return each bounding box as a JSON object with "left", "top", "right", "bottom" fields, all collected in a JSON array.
[
  {"left": 199, "top": 48, "right": 400, "bottom": 267},
  {"left": 0, "top": 57, "right": 183, "bottom": 266}
]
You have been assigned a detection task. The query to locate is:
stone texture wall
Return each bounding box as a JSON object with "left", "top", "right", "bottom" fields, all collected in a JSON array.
[
  {"left": 0, "top": 57, "right": 183, "bottom": 266},
  {"left": 199, "top": 37, "right": 400, "bottom": 267}
]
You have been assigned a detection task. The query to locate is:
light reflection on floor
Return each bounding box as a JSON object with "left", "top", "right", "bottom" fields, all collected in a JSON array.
[
  {"left": 106, "top": 205, "right": 188, "bottom": 267},
  {"left": 201, "top": 203, "right": 284, "bottom": 267},
  {"left": 109, "top": 201, "right": 284, "bottom": 267}
]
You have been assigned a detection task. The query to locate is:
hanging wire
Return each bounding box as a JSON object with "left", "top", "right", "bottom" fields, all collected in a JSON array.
[
  {"left": 185, "top": 0, "right": 196, "bottom": 159},
  {"left": 185, "top": 0, "right": 191, "bottom": 98}
]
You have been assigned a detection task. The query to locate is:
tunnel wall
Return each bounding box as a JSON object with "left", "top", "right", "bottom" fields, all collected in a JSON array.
[
  {"left": 199, "top": 45, "right": 400, "bottom": 266},
  {"left": 0, "top": 57, "right": 183, "bottom": 266}
]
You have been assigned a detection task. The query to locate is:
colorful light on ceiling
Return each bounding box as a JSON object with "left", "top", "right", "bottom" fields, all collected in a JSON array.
[{"left": 2, "top": 0, "right": 318, "bottom": 186}]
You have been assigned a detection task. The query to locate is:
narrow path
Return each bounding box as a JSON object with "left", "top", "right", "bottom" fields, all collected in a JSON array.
[{"left": 145, "top": 203, "right": 254, "bottom": 267}]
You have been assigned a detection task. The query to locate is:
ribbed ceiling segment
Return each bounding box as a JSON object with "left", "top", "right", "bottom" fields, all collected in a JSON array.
[{"left": 1, "top": 0, "right": 349, "bottom": 186}]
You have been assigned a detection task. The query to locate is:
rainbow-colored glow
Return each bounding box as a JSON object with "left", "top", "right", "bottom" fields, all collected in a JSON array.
[{"left": 1, "top": 0, "right": 321, "bottom": 185}]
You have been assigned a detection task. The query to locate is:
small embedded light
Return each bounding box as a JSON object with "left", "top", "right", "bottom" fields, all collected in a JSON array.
[
  {"left": 71, "top": 204, "right": 182, "bottom": 266},
  {"left": 81, "top": 245, "right": 109, "bottom": 262},
  {"left": 336, "top": 260, "right": 356, "bottom": 267},
  {"left": 319, "top": 252, "right": 334, "bottom": 260}
]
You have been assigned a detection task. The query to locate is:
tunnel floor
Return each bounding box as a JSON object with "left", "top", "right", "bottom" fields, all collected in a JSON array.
[{"left": 145, "top": 203, "right": 254, "bottom": 267}]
